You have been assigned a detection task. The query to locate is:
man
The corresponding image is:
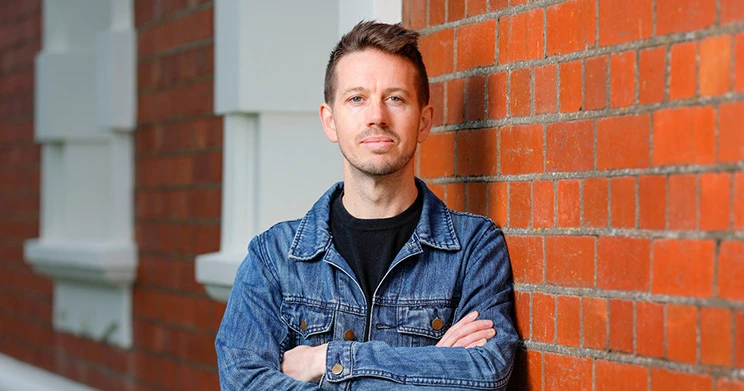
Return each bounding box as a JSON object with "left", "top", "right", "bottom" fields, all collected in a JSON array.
[{"left": 215, "top": 21, "right": 518, "bottom": 390}]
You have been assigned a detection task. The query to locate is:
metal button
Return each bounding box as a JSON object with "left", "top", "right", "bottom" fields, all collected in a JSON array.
[
  {"left": 344, "top": 329, "right": 356, "bottom": 341},
  {"left": 331, "top": 363, "right": 343, "bottom": 375},
  {"left": 431, "top": 317, "right": 444, "bottom": 331},
  {"left": 300, "top": 319, "right": 307, "bottom": 332}
]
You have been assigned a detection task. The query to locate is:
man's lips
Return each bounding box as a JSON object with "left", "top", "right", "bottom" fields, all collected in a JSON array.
[{"left": 361, "top": 136, "right": 394, "bottom": 144}]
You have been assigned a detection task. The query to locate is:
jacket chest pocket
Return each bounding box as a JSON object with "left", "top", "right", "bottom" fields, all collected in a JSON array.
[
  {"left": 396, "top": 304, "right": 455, "bottom": 347},
  {"left": 280, "top": 301, "right": 334, "bottom": 348}
]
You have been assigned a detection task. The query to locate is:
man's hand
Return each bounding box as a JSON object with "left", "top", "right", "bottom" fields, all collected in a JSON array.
[
  {"left": 281, "top": 343, "right": 328, "bottom": 383},
  {"left": 436, "top": 311, "right": 495, "bottom": 348}
]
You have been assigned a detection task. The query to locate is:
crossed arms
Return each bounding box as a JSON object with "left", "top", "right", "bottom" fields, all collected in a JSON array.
[{"left": 215, "top": 225, "right": 518, "bottom": 390}]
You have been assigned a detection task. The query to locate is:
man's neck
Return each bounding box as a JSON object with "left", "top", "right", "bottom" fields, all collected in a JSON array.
[{"left": 341, "top": 167, "right": 419, "bottom": 219}]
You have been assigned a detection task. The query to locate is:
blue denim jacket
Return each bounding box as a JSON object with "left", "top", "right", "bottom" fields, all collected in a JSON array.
[{"left": 216, "top": 179, "right": 518, "bottom": 390}]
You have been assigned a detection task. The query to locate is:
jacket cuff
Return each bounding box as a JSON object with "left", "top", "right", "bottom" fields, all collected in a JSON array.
[{"left": 319, "top": 341, "right": 354, "bottom": 389}]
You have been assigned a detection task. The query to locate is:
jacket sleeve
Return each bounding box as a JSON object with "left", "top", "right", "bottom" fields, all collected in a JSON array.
[
  {"left": 319, "top": 224, "right": 518, "bottom": 391},
  {"left": 215, "top": 235, "right": 320, "bottom": 391}
]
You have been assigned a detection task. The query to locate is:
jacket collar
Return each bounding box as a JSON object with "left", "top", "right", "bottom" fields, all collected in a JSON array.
[{"left": 288, "top": 178, "right": 461, "bottom": 261}]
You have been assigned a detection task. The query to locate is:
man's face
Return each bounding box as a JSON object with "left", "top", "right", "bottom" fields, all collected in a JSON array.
[{"left": 320, "top": 49, "right": 432, "bottom": 178}]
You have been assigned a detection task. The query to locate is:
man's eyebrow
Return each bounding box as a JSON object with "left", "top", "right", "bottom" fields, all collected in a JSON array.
[
  {"left": 340, "top": 87, "right": 411, "bottom": 96},
  {"left": 340, "top": 87, "right": 366, "bottom": 96}
]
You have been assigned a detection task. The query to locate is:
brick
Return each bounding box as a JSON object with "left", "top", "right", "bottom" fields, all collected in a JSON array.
[
  {"left": 532, "top": 181, "right": 555, "bottom": 228},
  {"left": 557, "top": 295, "right": 581, "bottom": 347},
  {"left": 700, "top": 307, "right": 732, "bottom": 366},
  {"left": 544, "top": 353, "right": 592, "bottom": 391},
  {"left": 700, "top": 35, "right": 732, "bottom": 96},
  {"left": 609, "top": 299, "right": 634, "bottom": 353},
  {"left": 457, "top": 128, "right": 497, "bottom": 176},
  {"left": 420, "top": 132, "right": 455, "bottom": 178},
  {"left": 559, "top": 61, "right": 583, "bottom": 112},
  {"left": 639, "top": 47, "right": 666, "bottom": 104},
  {"left": 666, "top": 304, "right": 698, "bottom": 364},
  {"left": 735, "top": 34, "right": 744, "bottom": 91},
  {"left": 597, "top": 237, "right": 651, "bottom": 291},
  {"left": 457, "top": 20, "right": 496, "bottom": 71},
  {"left": 653, "top": 106, "right": 715, "bottom": 166},
  {"left": 446, "top": 78, "right": 465, "bottom": 124},
  {"left": 668, "top": 174, "right": 696, "bottom": 230},
  {"left": 487, "top": 72, "right": 508, "bottom": 119},
  {"left": 467, "top": 0, "right": 487, "bottom": 15},
  {"left": 636, "top": 301, "right": 664, "bottom": 357},
  {"left": 465, "top": 75, "right": 486, "bottom": 121},
  {"left": 737, "top": 173, "right": 744, "bottom": 230},
  {"left": 546, "top": 0, "right": 597, "bottom": 56},
  {"left": 488, "top": 181, "right": 508, "bottom": 226},
  {"left": 584, "top": 56, "right": 608, "bottom": 110},
  {"left": 557, "top": 180, "right": 581, "bottom": 227},
  {"left": 509, "top": 68, "right": 531, "bottom": 117},
  {"left": 466, "top": 182, "right": 487, "bottom": 215},
  {"left": 446, "top": 182, "right": 466, "bottom": 211},
  {"left": 509, "top": 181, "right": 531, "bottom": 228},
  {"left": 583, "top": 178, "right": 609, "bottom": 228},
  {"left": 718, "top": 379, "right": 744, "bottom": 391},
  {"left": 420, "top": 28, "right": 455, "bottom": 77},
  {"left": 657, "top": 0, "right": 716, "bottom": 35},
  {"left": 597, "top": 114, "right": 650, "bottom": 170},
  {"left": 699, "top": 173, "right": 731, "bottom": 230},
  {"left": 409, "top": 0, "right": 427, "bottom": 29},
  {"left": 499, "top": 124, "right": 544, "bottom": 175},
  {"left": 532, "top": 292, "right": 555, "bottom": 343},
  {"left": 546, "top": 121, "right": 594, "bottom": 172},
  {"left": 490, "top": 0, "right": 508, "bottom": 10},
  {"left": 638, "top": 175, "right": 666, "bottom": 230},
  {"left": 719, "top": 102, "right": 744, "bottom": 163},
  {"left": 720, "top": 240, "right": 744, "bottom": 302},
  {"left": 653, "top": 239, "right": 715, "bottom": 297},
  {"left": 596, "top": 360, "right": 648, "bottom": 391},
  {"left": 669, "top": 41, "right": 697, "bottom": 100},
  {"left": 429, "top": 0, "right": 446, "bottom": 26},
  {"left": 448, "top": 0, "right": 466, "bottom": 22},
  {"left": 507, "top": 236, "right": 544, "bottom": 284},
  {"left": 546, "top": 236, "right": 594, "bottom": 288},
  {"left": 722, "top": 0, "right": 744, "bottom": 25},
  {"left": 598, "top": 0, "right": 652, "bottom": 46},
  {"left": 137, "top": 7, "right": 214, "bottom": 57},
  {"left": 430, "top": 82, "right": 445, "bottom": 126},
  {"left": 514, "top": 291, "right": 531, "bottom": 339},
  {"left": 499, "top": 9, "right": 544, "bottom": 63},
  {"left": 534, "top": 65, "right": 557, "bottom": 114},
  {"left": 736, "top": 311, "right": 744, "bottom": 368},
  {"left": 610, "top": 51, "right": 636, "bottom": 107},
  {"left": 610, "top": 177, "right": 636, "bottom": 228},
  {"left": 651, "top": 369, "right": 713, "bottom": 391}
]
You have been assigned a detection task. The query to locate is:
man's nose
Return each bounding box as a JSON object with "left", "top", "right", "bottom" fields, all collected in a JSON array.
[{"left": 366, "top": 98, "right": 389, "bottom": 127}]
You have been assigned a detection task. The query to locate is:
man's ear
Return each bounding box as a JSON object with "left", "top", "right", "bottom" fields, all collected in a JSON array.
[
  {"left": 417, "top": 104, "right": 433, "bottom": 143},
  {"left": 319, "top": 103, "right": 338, "bottom": 143}
]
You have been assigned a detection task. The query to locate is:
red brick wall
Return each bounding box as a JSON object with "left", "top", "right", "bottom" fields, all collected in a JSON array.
[
  {"left": 407, "top": 0, "right": 744, "bottom": 390},
  {"left": 0, "top": 1, "right": 224, "bottom": 390},
  {"left": 133, "top": 0, "right": 223, "bottom": 390}
]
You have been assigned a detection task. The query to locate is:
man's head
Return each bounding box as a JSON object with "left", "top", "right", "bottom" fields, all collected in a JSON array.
[{"left": 324, "top": 21, "right": 429, "bottom": 108}]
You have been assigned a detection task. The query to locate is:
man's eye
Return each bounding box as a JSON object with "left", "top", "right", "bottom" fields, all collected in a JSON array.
[
  {"left": 388, "top": 96, "right": 403, "bottom": 102},
  {"left": 349, "top": 96, "right": 363, "bottom": 103}
]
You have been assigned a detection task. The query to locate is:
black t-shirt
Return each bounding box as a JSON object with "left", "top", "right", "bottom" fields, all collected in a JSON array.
[{"left": 330, "top": 188, "right": 423, "bottom": 328}]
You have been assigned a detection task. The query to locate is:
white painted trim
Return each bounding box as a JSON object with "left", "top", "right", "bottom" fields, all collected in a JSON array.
[
  {"left": 26, "top": 0, "right": 137, "bottom": 348},
  {"left": 0, "top": 354, "right": 98, "bottom": 391}
]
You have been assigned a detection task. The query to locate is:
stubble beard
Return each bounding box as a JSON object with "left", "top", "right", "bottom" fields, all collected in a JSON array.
[{"left": 339, "top": 127, "right": 416, "bottom": 177}]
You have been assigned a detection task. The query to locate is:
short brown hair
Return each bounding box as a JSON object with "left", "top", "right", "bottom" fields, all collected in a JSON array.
[{"left": 324, "top": 21, "right": 429, "bottom": 107}]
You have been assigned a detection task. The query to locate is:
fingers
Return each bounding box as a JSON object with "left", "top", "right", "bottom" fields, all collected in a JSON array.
[
  {"left": 452, "top": 327, "right": 495, "bottom": 348},
  {"left": 436, "top": 311, "right": 495, "bottom": 348},
  {"left": 465, "top": 338, "right": 488, "bottom": 348}
]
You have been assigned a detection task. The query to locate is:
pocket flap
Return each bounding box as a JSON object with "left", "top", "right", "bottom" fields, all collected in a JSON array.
[
  {"left": 280, "top": 301, "right": 334, "bottom": 338},
  {"left": 397, "top": 305, "right": 455, "bottom": 339}
]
